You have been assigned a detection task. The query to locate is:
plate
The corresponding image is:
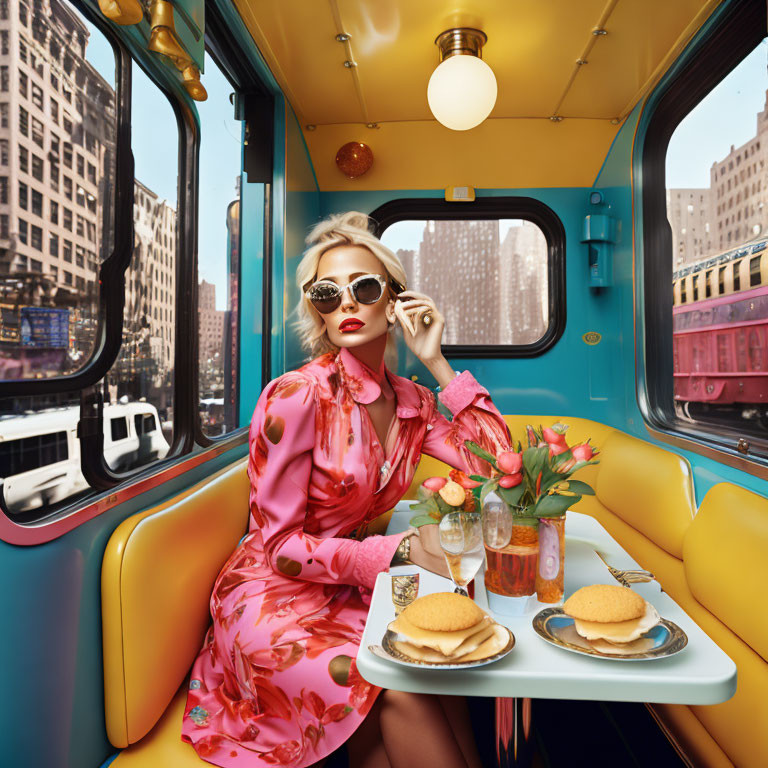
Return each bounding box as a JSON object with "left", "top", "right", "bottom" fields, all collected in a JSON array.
[
  {"left": 369, "top": 625, "right": 515, "bottom": 669},
  {"left": 532, "top": 607, "right": 688, "bottom": 660}
]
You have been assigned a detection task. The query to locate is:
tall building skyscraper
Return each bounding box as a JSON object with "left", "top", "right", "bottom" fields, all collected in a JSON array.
[{"left": 666, "top": 189, "right": 712, "bottom": 266}]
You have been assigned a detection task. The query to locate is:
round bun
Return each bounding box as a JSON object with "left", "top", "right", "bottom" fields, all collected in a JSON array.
[
  {"left": 402, "top": 592, "right": 484, "bottom": 632},
  {"left": 563, "top": 584, "right": 645, "bottom": 623}
]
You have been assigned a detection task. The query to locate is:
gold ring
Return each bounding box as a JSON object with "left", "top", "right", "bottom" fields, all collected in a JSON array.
[{"left": 422, "top": 312, "right": 433, "bottom": 327}]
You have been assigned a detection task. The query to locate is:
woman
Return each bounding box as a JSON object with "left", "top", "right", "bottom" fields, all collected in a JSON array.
[{"left": 182, "top": 212, "right": 512, "bottom": 767}]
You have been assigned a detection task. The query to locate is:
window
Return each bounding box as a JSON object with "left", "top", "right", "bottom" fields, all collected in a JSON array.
[
  {"left": 31, "top": 189, "right": 42, "bottom": 217},
  {"left": 134, "top": 413, "right": 157, "bottom": 436},
  {"left": 0, "top": 214, "right": 8, "bottom": 238},
  {"left": 87, "top": 162, "right": 96, "bottom": 185},
  {"left": 19, "top": 71, "right": 27, "bottom": 99},
  {"left": 18, "top": 181, "right": 27, "bottom": 210},
  {"left": 1, "top": 31, "right": 8, "bottom": 56},
  {"left": 649, "top": 0, "right": 768, "bottom": 458},
  {"left": 62, "top": 240, "right": 71, "bottom": 262},
  {"left": 0, "top": 66, "right": 7, "bottom": 92},
  {"left": 376, "top": 199, "right": 564, "bottom": 352},
  {"left": 63, "top": 270, "right": 72, "bottom": 285},
  {"left": 19, "top": 106, "right": 28, "bottom": 136},
  {"left": 0, "top": 139, "right": 7, "bottom": 166},
  {"left": 18, "top": 2, "right": 26, "bottom": 25},
  {"left": 17, "top": 218, "right": 27, "bottom": 244},
  {"left": 0, "top": 0, "right": 6, "bottom": 20},
  {"left": 50, "top": 200, "right": 58, "bottom": 225},
  {"left": 29, "top": 258, "right": 41, "bottom": 273},
  {"left": 49, "top": 234, "right": 58, "bottom": 257},
  {"left": 50, "top": 73, "right": 58, "bottom": 92},
  {"left": 30, "top": 224, "right": 42, "bottom": 250},
  {"left": 75, "top": 245, "right": 84, "bottom": 268},
  {"left": 76, "top": 214, "right": 84, "bottom": 236},
  {"left": 19, "top": 146, "right": 28, "bottom": 173},
  {"left": 76, "top": 154, "right": 84, "bottom": 178},
  {"left": 50, "top": 135, "right": 59, "bottom": 159},
  {"left": 0, "top": 176, "right": 7, "bottom": 204},
  {"left": 31, "top": 154, "right": 43, "bottom": 181},
  {"left": 110, "top": 417, "right": 128, "bottom": 441},
  {"left": 0, "top": 432, "right": 68, "bottom": 477},
  {"left": 0, "top": 103, "right": 8, "bottom": 128},
  {"left": 63, "top": 176, "right": 72, "bottom": 200},
  {"left": 63, "top": 142, "right": 72, "bottom": 168},
  {"left": 62, "top": 116, "right": 72, "bottom": 135},
  {"left": 31, "top": 116, "right": 43, "bottom": 147},
  {"left": 63, "top": 207, "right": 72, "bottom": 230},
  {"left": 31, "top": 84, "right": 43, "bottom": 110}
]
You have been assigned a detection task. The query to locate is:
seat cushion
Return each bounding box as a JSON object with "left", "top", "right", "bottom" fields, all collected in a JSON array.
[
  {"left": 595, "top": 432, "right": 694, "bottom": 559},
  {"left": 102, "top": 459, "right": 249, "bottom": 747},
  {"left": 683, "top": 483, "right": 768, "bottom": 663}
]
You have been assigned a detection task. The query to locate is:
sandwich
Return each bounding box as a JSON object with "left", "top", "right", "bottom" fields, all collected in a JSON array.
[
  {"left": 388, "top": 592, "right": 508, "bottom": 663},
  {"left": 563, "top": 584, "right": 660, "bottom": 655}
]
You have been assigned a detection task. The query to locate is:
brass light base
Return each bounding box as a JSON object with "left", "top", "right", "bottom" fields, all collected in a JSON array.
[
  {"left": 434, "top": 28, "right": 487, "bottom": 62},
  {"left": 98, "top": 0, "right": 143, "bottom": 26},
  {"left": 148, "top": 0, "right": 192, "bottom": 69},
  {"left": 182, "top": 65, "right": 207, "bottom": 102}
]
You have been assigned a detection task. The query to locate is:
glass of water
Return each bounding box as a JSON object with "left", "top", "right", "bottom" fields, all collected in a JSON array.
[{"left": 438, "top": 511, "right": 484, "bottom": 596}]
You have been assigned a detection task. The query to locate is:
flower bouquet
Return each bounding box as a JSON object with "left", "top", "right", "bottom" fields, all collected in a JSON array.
[
  {"left": 465, "top": 423, "right": 600, "bottom": 609},
  {"left": 408, "top": 470, "right": 480, "bottom": 555}
]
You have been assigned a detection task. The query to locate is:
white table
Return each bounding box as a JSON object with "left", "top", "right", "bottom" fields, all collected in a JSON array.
[{"left": 359, "top": 505, "right": 736, "bottom": 704}]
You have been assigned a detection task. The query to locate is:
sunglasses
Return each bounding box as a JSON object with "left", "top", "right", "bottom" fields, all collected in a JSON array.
[{"left": 305, "top": 274, "right": 402, "bottom": 314}]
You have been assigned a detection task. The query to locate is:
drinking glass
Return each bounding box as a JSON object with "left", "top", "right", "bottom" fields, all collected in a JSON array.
[
  {"left": 438, "top": 511, "right": 484, "bottom": 596},
  {"left": 390, "top": 572, "right": 420, "bottom": 615}
]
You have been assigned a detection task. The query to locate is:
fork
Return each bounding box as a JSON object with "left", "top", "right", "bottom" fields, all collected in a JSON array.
[{"left": 593, "top": 550, "right": 655, "bottom": 588}]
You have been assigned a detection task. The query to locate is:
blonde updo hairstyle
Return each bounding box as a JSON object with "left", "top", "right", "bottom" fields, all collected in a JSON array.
[{"left": 294, "top": 212, "right": 407, "bottom": 363}]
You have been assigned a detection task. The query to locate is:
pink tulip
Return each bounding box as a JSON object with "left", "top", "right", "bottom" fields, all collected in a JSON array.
[
  {"left": 497, "top": 450, "right": 523, "bottom": 474},
  {"left": 422, "top": 476, "right": 447, "bottom": 492},
  {"left": 548, "top": 442, "right": 570, "bottom": 457},
  {"left": 499, "top": 473, "right": 522, "bottom": 488},
  {"left": 572, "top": 443, "right": 594, "bottom": 462},
  {"left": 542, "top": 426, "right": 568, "bottom": 447}
]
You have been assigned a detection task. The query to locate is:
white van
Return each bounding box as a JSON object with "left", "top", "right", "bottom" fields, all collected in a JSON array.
[{"left": 0, "top": 402, "right": 170, "bottom": 513}]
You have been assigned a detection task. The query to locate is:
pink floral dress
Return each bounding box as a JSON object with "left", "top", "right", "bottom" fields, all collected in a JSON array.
[{"left": 182, "top": 346, "right": 511, "bottom": 767}]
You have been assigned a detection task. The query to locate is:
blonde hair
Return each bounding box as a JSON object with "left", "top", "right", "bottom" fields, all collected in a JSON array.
[{"left": 293, "top": 211, "right": 407, "bottom": 364}]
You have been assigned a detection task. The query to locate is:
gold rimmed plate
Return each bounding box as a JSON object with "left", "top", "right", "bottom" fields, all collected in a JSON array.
[
  {"left": 370, "top": 625, "right": 515, "bottom": 669},
  {"left": 532, "top": 607, "right": 688, "bottom": 661}
]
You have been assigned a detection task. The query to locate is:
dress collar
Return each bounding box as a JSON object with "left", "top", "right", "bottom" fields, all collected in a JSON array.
[{"left": 336, "top": 347, "right": 421, "bottom": 418}]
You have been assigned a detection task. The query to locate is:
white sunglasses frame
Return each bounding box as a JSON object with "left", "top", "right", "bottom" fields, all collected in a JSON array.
[{"left": 304, "top": 273, "right": 390, "bottom": 309}]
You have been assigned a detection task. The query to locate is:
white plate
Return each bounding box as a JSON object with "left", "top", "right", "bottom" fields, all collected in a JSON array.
[
  {"left": 532, "top": 607, "right": 688, "bottom": 661},
  {"left": 368, "top": 625, "right": 515, "bottom": 669}
]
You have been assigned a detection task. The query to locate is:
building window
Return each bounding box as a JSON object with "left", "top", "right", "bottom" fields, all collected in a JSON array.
[
  {"left": 76, "top": 153, "right": 84, "bottom": 177},
  {"left": 0, "top": 103, "right": 7, "bottom": 128},
  {"left": 50, "top": 266, "right": 58, "bottom": 281},
  {"left": 62, "top": 115, "right": 72, "bottom": 135},
  {"left": 19, "top": 146, "right": 28, "bottom": 174},
  {"left": 50, "top": 99, "right": 58, "bottom": 123},
  {"left": 50, "top": 200, "right": 58, "bottom": 225},
  {"left": 17, "top": 218, "right": 27, "bottom": 244},
  {"left": 63, "top": 207, "right": 72, "bottom": 231},
  {"left": 31, "top": 83, "right": 43, "bottom": 110},
  {"left": 49, "top": 233, "right": 58, "bottom": 257},
  {"left": 18, "top": 181, "right": 27, "bottom": 210},
  {"left": 87, "top": 162, "right": 96, "bottom": 185},
  {"left": 76, "top": 185, "right": 84, "bottom": 207},
  {"left": 63, "top": 270, "right": 72, "bottom": 285},
  {"left": 0, "top": 214, "right": 9, "bottom": 239},
  {"left": 0, "top": 176, "right": 7, "bottom": 204},
  {"left": 75, "top": 245, "right": 84, "bottom": 267},
  {"left": 76, "top": 214, "right": 85, "bottom": 237},
  {"left": 31, "top": 189, "right": 42, "bottom": 217},
  {"left": 29, "top": 257, "right": 41, "bottom": 273},
  {"left": 19, "top": 71, "right": 27, "bottom": 99},
  {"left": 63, "top": 176, "right": 72, "bottom": 200},
  {"left": 49, "top": 165, "right": 58, "bottom": 193},
  {"left": 63, "top": 142, "right": 72, "bottom": 168},
  {"left": 0, "top": 139, "right": 7, "bottom": 166},
  {"left": 62, "top": 86, "right": 71, "bottom": 103},
  {"left": 19, "top": 106, "right": 28, "bottom": 136},
  {"left": 31, "top": 116, "right": 43, "bottom": 148},
  {"left": 19, "top": 2, "right": 27, "bottom": 25},
  {"left": 1, "top": 31, "right": 8, "bottom": 56},
  {"left": 0, "top": 67, "right": 8, "bottom": 92},
  {"left": 62, "top": 240, "right": 71, "bottom": 262},
  {"left": 50, "top": 73, "right": 58, "bottom": 92},
  {"left": 30, "top": 224, "right": 42, "bottom": 250},
  {"left": 0, "top": 0, "right": 7, "bottom": 20},
  {"left": 31, "top": 154, "right": 43, "bottom": 181}
]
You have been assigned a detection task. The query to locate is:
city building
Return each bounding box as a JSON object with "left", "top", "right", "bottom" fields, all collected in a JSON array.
[
  {"left": 198, "top": 278, "right": 225, "bottom": 375},
  {"left": 666, "top": 188, "right": 712, "bottom": 266},
  {"left": 499, "top": 222, "right": 548, "bottom": 344},
  {"left": 710, "top": 89, "right": 768, "bottom": 254}
]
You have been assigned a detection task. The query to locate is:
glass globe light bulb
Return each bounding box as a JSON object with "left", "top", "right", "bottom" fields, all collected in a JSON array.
[{"left": 427, "top": 54, "right": 498, "bottom": 131}]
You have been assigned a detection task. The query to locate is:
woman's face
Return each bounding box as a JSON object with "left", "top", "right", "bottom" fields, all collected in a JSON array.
[{"left": 313, "top": 244, "right": 396, "bottom": 350}]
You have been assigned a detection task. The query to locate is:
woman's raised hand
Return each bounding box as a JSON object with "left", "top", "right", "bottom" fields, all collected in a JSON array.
[
  {"left": 408, "top": 533, "right": 451, "bottom": 579},
  {"left": 394, "top": 290, "right": 444, "bottom": 364}
]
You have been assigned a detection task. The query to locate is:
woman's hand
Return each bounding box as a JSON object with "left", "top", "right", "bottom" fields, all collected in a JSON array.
[
  {"left": 408, "top": 534, "right": 451, "bottom": 579},
  {"left": 394, "top": 290, "right": 444, "bottom": 364}
]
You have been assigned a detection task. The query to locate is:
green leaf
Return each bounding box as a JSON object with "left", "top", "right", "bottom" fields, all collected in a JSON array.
[
  {"left": 408, "top": 502, "right": 434, "bottom": 514},
  {"left": 409, "top": 514, "right": 440, "bottom": 528},
  {"left": 534, "top": 493, "right": 581, "bottom": 518},
  {"left": 434, "top": 494, "right": 453, "bottom": 516},
  {"left": 523, "top": 445, "right": 549, "bottom": 483},
  {"left": 416, "top": 486, "right": 435, "bottom": 503},
  {"left": 563, "top": 479, "right": 596, "bottom": 496},
  {"left": 497, "top": 483, "right": 525, "bottom": 507},
  {"left": 464, "top": 441, "right": 498, "bottom": 467},
  {"left": 469, "top": 474, "right": 487, "bottom": 483}
]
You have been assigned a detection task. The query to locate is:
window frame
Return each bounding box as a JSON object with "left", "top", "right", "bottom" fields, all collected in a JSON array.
[
  {"left": 370, "top": 197, "right": 566, "bottom": 358},
  {"left": 640, "top": 0, "right": 768, "bottom": 461}
]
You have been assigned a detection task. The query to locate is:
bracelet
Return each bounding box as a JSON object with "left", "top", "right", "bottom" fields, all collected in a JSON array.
[{"left": 391, "top": 532, "right": 413, "bottom": 566}]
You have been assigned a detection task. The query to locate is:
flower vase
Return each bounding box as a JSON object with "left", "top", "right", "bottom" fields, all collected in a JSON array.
[
  {"left": 535, "top": 515, "right": 565, "bottom": 603},
  {"left": 482, "top": 502, "right": 539, "bottom": 616}
]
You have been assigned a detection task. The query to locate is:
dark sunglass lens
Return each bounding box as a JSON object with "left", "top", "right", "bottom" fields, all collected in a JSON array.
[
  {"left": 309, "top": 284, "right": 341, "bottom": 314},
  {"left": 353, "top": 277, "right": 383, "bottom": 304}
]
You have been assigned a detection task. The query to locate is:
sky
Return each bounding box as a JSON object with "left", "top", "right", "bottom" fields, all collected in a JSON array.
[
  {"left": 666, "top": 39, "right": 768, "bottom": 189},
  {"left": 81, "top": 15, "right": 240, "bottom": 310},
  {"left": 381, "top": 219, "right": 524, "bottom": 254}
]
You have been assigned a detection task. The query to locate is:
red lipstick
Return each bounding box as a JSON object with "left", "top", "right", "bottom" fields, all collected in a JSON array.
[{"left": 339, "top": 318, "right": 365, "bottom": 333}]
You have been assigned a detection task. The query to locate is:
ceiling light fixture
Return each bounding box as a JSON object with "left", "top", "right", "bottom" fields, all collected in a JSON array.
[{"left": 427, "top": 28, "right": 497, "bottom": 131}]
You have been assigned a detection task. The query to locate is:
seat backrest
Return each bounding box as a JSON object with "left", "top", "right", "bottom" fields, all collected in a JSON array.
[
  {"left": 595, "top": 431, "right": 695, "bottom": 559},
  {"left": 684, "top": 482, "right": 768, "bottom": 663},
  {"left": 102, "top": 458, "right": 249, "bottom": 748}
]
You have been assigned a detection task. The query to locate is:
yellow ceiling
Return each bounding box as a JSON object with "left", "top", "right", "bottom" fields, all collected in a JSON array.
[{"left": 233, "top": 0, "right": 723, "bottom": 191}]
